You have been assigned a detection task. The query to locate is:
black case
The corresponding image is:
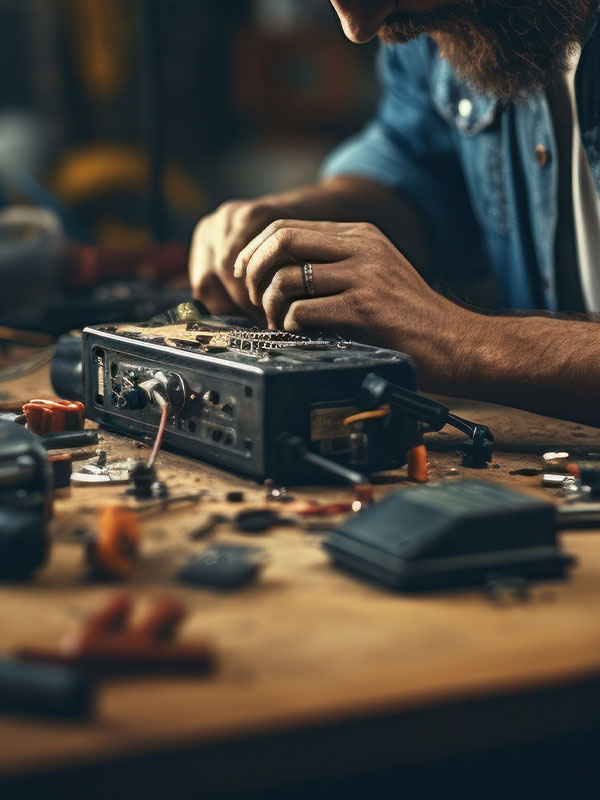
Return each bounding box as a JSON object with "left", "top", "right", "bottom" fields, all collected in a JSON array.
[{"left": 325, "top": 480, "right": 574, "bottom": 591}]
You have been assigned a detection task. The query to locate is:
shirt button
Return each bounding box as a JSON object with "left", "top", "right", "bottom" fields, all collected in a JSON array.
[
  {"left": 535, "top": 144, "right": 550, "bottom": 166},
  {"left": 458, "top": 99, "right": 473, "bottom": 118}
]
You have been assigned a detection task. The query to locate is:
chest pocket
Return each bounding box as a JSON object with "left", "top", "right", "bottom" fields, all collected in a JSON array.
[{"left": 431, "top": 58, "right": 512, "bottom": 236}]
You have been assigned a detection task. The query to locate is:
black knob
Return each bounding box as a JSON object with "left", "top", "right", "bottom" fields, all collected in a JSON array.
[
  {"left": 123, "top": 388, "right": 148, "bottom": 410},
  {"left": 166, "top": 373, "right": 186, "bottom": 412}
]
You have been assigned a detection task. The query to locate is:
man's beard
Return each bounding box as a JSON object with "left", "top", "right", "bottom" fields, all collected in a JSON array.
[{"left": 379, "top": 1, "right": 593, "bottom": 103}]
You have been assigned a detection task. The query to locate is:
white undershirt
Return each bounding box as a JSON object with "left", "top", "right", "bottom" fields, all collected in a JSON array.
[{"left": 564, "top": 47, "right": 600, "bottom": 312}]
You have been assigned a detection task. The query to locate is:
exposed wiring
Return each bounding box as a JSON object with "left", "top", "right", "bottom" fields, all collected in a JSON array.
[
  {"left": 343, "top": 404, "right": 390, "bottom": 427},
  {"left": 147, "top": 393, "right": 169, "bottom": 468}
]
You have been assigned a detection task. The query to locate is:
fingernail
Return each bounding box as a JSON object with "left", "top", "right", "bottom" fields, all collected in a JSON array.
[{"left": 233, "top": 256, "right": 246, "bottom": 278}]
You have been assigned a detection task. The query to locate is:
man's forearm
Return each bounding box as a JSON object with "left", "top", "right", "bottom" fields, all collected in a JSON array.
[
  {"left": 302, "top": 184, "right": 599, "bottom": 426},
  {"left": 272, "top": 175, "right": 432, "bottom": 272},
  {"left": 433, "top": 310, "right": 600, "bottom": 426}
]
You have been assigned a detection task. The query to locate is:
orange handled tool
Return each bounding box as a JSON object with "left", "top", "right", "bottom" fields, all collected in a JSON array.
[
  {"left": 86, "top": 506, "right": 141, "bottom": 579},
  {"left": 22, "top": 398, "right": 85, "bottom": 435}
]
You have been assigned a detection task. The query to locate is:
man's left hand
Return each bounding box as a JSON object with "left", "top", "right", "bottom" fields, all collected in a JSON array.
[{"left": 233, "top": 219, "right": 474, "bottom": 387}]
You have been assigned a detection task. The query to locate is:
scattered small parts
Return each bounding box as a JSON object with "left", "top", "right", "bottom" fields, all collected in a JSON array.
[
  {"left": 71, "top": 455, "right": 138, "bottom": 484},
  {"left": 235, "top": 509, "right": 287, "bottom": 533},
  {"left": 188, "top": 513, "right": 227, "bottom": 540},
  {"left": 264, "top": 479, "right": 292, "bottom": 503}
]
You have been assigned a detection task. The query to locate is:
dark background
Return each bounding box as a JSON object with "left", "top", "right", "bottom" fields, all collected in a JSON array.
[{"left": 0, "top": 0, "right": 378, "bottom": 247}]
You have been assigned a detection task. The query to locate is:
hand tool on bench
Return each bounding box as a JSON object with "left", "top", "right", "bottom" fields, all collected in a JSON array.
[{"left": 15, "top": 594, "right": 217, "bottom": 677}]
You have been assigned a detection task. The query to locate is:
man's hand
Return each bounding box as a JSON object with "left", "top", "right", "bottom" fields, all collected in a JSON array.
[
  {"left": 192, "top": 206, "right": 600, "bottom": 426},
  {"left": 188, "top": 177, "right": 432, "bottom": 320},
  {"left": 189, "top": 198, "right": 298, "bottom": 320},
  {"left": 233, "top": 219, "right": 471, "bottom": 387},
  {"left": 232, "top": 216, "right": 600, "bottom": 427}
]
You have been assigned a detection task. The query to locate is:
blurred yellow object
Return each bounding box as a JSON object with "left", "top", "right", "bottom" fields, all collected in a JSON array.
[
  {"left": 95, "top": 220, "right": 153, "bottom": 247},
  {"left": 48, "top": 143, "right": 205, "bottom": 215},
  {"left": 65, "top": 0, "right": 133, "bottom": 100}
]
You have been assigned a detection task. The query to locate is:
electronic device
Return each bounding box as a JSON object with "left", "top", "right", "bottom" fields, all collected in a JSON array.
[
  {"left": 325, "top": 480, "right": 575, "bottom": 591},
  {"left": 0, "top": 420, "right": 51, "bottom": 579},
  {"left": 82, "top": 306, "right": 420, "bottom": 481}
]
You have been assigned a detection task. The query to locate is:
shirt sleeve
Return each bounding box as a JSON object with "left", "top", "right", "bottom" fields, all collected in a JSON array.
[{"left": 320, "top": 37, "right": 479, "bottom": 266}]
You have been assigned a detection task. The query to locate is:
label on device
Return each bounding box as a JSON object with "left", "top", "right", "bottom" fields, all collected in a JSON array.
[{"left": 310, "top": 405, "right": 357, "bottom": 441}]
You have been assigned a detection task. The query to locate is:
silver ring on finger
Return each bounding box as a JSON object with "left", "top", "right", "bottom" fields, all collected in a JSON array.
[{"left": 301, "top": 262, "right": 315, "bottom": 298}]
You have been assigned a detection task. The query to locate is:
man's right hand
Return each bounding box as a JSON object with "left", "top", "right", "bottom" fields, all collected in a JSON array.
[
  {"left": 189, "top": 197, "right": 296, "bottom": 320},
  {"left": 188, "top": 176, "right": 430, "bottom": 320}
]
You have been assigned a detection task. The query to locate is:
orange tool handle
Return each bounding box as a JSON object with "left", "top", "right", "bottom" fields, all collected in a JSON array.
[{"left": 22, "top": 398, "right": 85, "bottom": 435}]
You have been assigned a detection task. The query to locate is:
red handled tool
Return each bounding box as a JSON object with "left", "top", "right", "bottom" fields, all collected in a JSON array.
[{"left": 15, "top": 595, "right": 216, "bottom": 677}]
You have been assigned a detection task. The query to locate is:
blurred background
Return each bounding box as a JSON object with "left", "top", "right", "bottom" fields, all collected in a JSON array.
[
  {"left": 0, "top": 0, "right": 378, "bottom": 242},
  {"left": 0, "top": 0, "right": 378, "bottom": 334}
]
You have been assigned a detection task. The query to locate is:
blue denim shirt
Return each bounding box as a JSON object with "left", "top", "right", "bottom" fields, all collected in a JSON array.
[{"left": 321, "top": 24, "right": 600, "bottom": 311}]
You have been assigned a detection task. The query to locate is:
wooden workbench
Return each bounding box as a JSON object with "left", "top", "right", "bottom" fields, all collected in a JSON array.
[{"left": 1, "top": 364, "right": 600, "bottom": 798}]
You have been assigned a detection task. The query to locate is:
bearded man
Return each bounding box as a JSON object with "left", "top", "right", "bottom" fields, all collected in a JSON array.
[{"left": 189, "top": 1, "right": 600, "bottom": 426}]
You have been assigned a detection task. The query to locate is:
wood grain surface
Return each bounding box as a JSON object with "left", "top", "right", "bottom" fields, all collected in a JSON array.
[{"left": 1, "top": 364, "right": 600, "bottom": 792}]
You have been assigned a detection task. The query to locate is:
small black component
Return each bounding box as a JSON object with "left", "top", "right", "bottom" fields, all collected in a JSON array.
[
  {"left": 277, "top": 433, "right": 368, "bottom": 486},
  {"left": 50, "top": 331, "right": 84, "bottom": 402},
  {"left": 574, "top": 461, "right": 600, "bottom": 496},
  {"left": 127, "top": 462, "right": 157, "bottom": 498},
  {"left": 188, "top": 513, "right": 227, "bottom": 540},
  {"left": 123, "top": 387, "right": 148, "bottom": 410},
  {"left": 177, "top": 544, "right": 265, "bottom": 590},
  {"left": 360, "top": 373, "right": 495, "bottom": 469},
  {"left": 166, "top": 373, "right": 186, "bottom": 413},
  {"left": 0, "top": 658, "right": 93, "bottom": 719},
  {"left": 458, "top": 423, "right": 494, "bottom": 468},
  {"left": 50, "top": 455, "right": 72, "bottom": 489},
  {"left": 235, "top": 509, "right": 283, "bottom": 533},
  {"left": 40, "top": 430, "right": 99, "bottom": 450},
  {"left": 226, "top": 490, "right": 245, "bottom": 503},
  {"left": 509, "top": 468, "right": 541, "bottom": 477},
  {"left": 325, "top": 479, "right": 574, "bottom": 591}
]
